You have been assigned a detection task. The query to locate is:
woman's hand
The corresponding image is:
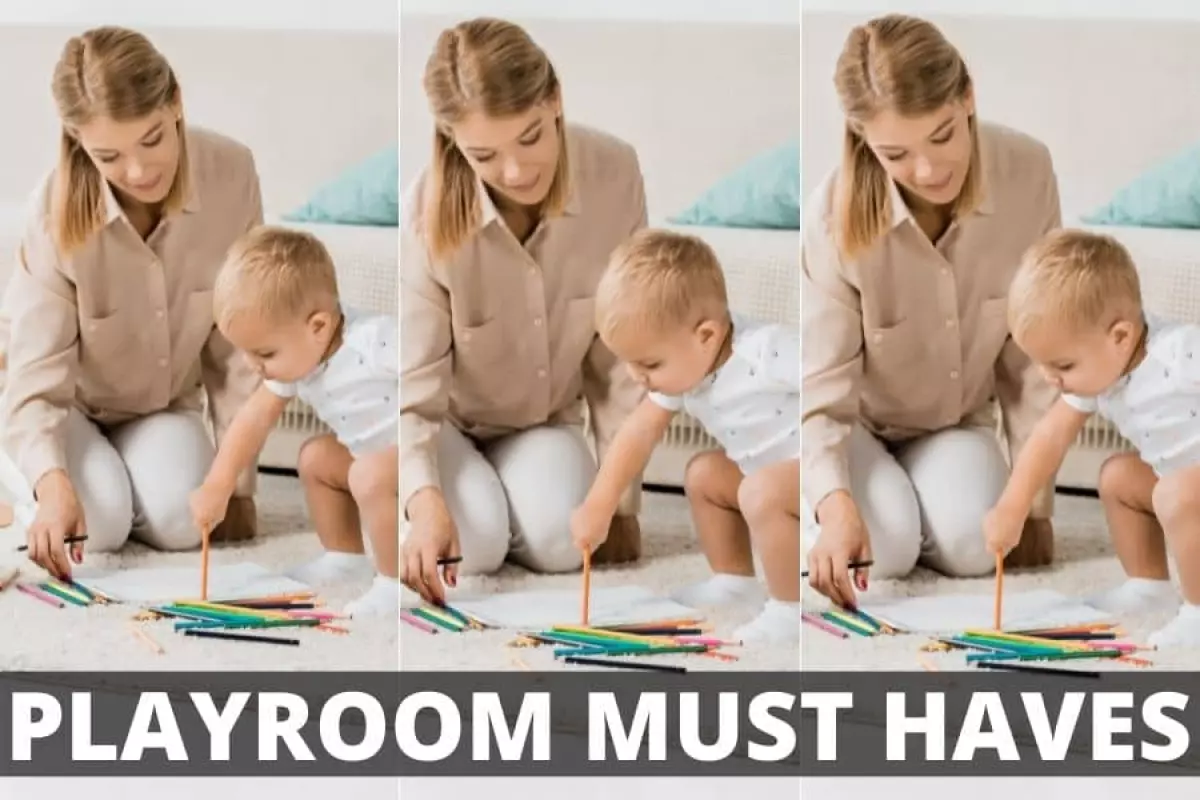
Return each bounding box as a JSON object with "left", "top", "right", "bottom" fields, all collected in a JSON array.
[
  {"left": 983, "top": 501, "right": 1026, "bottom": 558},
  {"left": 593, "top": 515, "right": 642, "bottom": 564},
  {"left": 401, "top": 488, "right": 461, "bottom": 605},
  {"left": 210, "top": 496, "right": 258, "bottom": 542},
  {"left": 27, "top": 470, "right": 85, "bottom": 579},
  {"left": 1005, "top": 517, "right": 1054, "bottom": 568},
  {"left": 806, "top": 490, "right": 871, "bottom": 609}
]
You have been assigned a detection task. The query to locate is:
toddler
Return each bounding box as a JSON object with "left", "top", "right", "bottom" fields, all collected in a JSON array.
[
  {"left": 572, "top": 229, "right": 800, "bottom": 643},
  {"left": 985, "top": 228, "right": 1200, "bottom": 647},
  {"left": 191, "top": 226, "right": 399, "bottom": 616}
]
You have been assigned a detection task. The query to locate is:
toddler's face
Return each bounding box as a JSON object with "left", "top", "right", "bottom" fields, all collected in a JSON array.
[
  {"left": 607, "top": 319, "right": 727, "bottom": 396},
  {"left": 222, "top": 311, "right": 336, "bottom": 383},
  {"left": 1017, "top": 319, "right": 1140, "bottom": 397}
]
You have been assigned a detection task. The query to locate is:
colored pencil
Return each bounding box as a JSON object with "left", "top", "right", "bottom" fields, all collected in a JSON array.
[
  {"left": 975, "top": 660, "right": 1101, "bottom": 678},
  {"left": 183, "top": 629, "right": 300, "bottom": 646},
  {"left": 17, "top": 582, "right": 63, "bottom": 608},
  {"left": 993, "top": 553, "right": 1003, "bottom": 630},
  {"left": 37, "top": 582, "right": 90, "bottom": 607},
  {"left": 801, "top": 559, "right": 872, "bottom": 578},
  {"left": 437, "top": 556, "right": 463, "bottom": 566},
  {"left": 16, "top": 535, "right": 87, "bottom": 552},
  {"left": 822, "top": 609, "right": 876, "bottom": 636},
  {"left": 802, "top": 611, "right": 849, "bottom": 639},
  {"left": 400, "top": 611, "right": 439, "bottom": 635},
  {"left": 131, "top": 625, "right": 164, "bottom": 655},
  {"left": 200, "top": 525, "right": 210, "bottom": 601},
  {"left": 564, "top": 655, "right": 687, "bottom": 674},
  {"left": 410, "top": 607, "right": 464, "bottom": 632},
  {"left": 581, "top": 549, "right": 591, "bottom": 625}
]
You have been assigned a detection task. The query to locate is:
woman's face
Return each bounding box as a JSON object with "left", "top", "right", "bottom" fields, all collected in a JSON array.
[
  {"left": 858, "top": 94, "right": 975, "bottom": 208},
  {"left": 73, "top": 102, "right": 182, "bottom": 207},
  {"left": 448, "top": 99, "right": 561, "bottom": 208}
]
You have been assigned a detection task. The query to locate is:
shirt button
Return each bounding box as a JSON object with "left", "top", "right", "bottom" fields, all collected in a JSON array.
[
  {"left": 158, "top": 358, "right": 168, "bottom": 368},
  {"left": 945, "top": 318, "right": 955, "bottom": 328},
  {"left": 156, "top": 309, "right": 165, "bottom": 319},
  {"left": 941, "top": 268, "right": 950, "bottom": 277},
  {"left": 533, "top": 317, "right": 543, "bottom": 327},
  {"left": 537, "top": 368, "right": 547, "bottom": 378},
  {"left": 872, "top": 332, "right": 883, "bottom": 343},
  {"left": 462, "top": 331, "right": 472, "bottom": 342},
  {"left": 950, "top": 369, "right": 960, "bottom": 380}
]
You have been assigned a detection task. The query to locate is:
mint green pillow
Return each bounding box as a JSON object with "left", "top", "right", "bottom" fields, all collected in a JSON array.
[
  {"left": 670, "top": 140, "right": 800, "bottom": 229},
  {"left": 1084, "top": 142, "right": 1200, "bottom": 227},
  {"left": 285, "top": 146, "right": 398, "bottom": 226}
]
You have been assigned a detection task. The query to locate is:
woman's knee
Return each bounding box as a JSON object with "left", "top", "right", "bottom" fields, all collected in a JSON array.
[
  {"left": 435, "top": 427, "right": 509, "bottom": 576},
  {"left": 64, "top": 412, "right": 133, "bottom": 552},
  {"left": 846, "top": 427, "right": 921, "bottom": 578}
]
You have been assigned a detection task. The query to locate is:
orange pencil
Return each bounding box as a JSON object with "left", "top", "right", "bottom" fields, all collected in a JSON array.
[
  {"left": 993, "top": 553, "right": 1004, "bottom": 631},
  {"left": 581, "top": 549, "right": 592, "bottom": 625},
  {"left": 200, "top": 524, "right": 210, "bottom": 601}
]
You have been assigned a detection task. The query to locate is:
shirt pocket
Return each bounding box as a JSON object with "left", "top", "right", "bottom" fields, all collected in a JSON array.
[
  {"left": 452, "top": 316, "right": 523, "bottom": 410},
  {"left": 970, "top": 297, "right": 1011, "bottom": 371},
  {"left": 78, "top": 309, "right": 137, "bottom": 401},
  {"left": 862, "top": 318, "right": 924, "bottom": 405}
]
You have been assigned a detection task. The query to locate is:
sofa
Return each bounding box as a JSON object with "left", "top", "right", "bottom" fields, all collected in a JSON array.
[
  {"left": 803, "top": 10, "right": 1200, "bottom": 490},
  {"left": 0, "top": 24, "right": 398, "bottom": 492},
  {"left": 401, "top": 14, "right": 802, "bottom": 487}
]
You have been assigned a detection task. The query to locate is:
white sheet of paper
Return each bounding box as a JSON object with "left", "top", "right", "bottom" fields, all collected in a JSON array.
[
  {"left": 860, "top": 589, "right": 1112, "bottom": 635},
  {"left": 447, "top": 586, "right": 701, "bottom": 629},
  {"left": 76, "top": 563, "right": 311, "bottom": 605}
]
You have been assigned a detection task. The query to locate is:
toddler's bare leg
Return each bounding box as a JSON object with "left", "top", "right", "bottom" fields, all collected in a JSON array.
[
  {"left": 1088, "top": 453, "right": 1176, "bottom": 615},
  {"left": 672, "top": 451, "right": 763, "bottom": 608},
  {"left": 288, "top": 435, "right": 373, "bottom": 586},
  {"left": 1146, "top": 466, "right": 1200, "bottom": 646},
  {"left": 348, "top": 445, "right": 399, "bottom": 579},
  {"left": 738, "top": 459, "right": 800, "bottom": 603}
]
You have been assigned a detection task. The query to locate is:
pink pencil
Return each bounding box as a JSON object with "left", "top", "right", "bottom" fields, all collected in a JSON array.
[
  {"left": 400, "top": 611, "right": 439, "bottom": 635},
  {"left": 803, "top": 611, "right": 849, "bottom": 639},
  {"left": 677, "top": 636, "right": 741, "bottom": 647},
  {"left": 17, "top": 583, "right": 64, "bottom": 609}
]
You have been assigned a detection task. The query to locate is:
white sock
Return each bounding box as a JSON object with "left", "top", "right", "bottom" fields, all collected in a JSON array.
[
  {"left": 672, "top": 573, "right": 764, "bottom": 608},
  {"left": 345, "top": 575, "right": 401, "bottom": 618},
  {"left": 733, "top": 599, "right": 801, "bottom": 644},
  {"left": 1085, "top": 577, "right": 1178, "bottom": 614},
  {"left": 286, "top": 551, "right": 373, "bottom": 586},
  {"left": 1149, "top": 603, "right": 1200, "bottom": 648}
]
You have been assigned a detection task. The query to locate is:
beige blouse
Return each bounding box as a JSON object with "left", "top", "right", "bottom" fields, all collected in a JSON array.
[
  {"left": 0, "top": 126, "right": 263, "bottom": 495},
  {"left": 803, "top": 121, "right": 1062, "bottom": 519},
  {"left": 401, "top": 123, "right": 648, "bottom": 514}
]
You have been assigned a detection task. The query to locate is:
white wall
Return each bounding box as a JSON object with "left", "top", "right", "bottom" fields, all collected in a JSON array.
[
  {"left": 0, "top": 0, "right": 397, "bottom": 31},
  {"left": 803, "top": 0, "right": 1200, "bottom": 21},
  {"left": 402, "top": 0, "right": 797, "bottom": 25}
]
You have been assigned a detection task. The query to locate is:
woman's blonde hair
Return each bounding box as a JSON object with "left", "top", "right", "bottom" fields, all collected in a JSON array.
[
  {"left": 833, "top": 14, "right": 981, "bottom": 259},
  {"left": 51, "top": 27, "right": 188, "bottom": 253},
  {"left": 421, "top": 17, "right": 569, "bottom": 261}
]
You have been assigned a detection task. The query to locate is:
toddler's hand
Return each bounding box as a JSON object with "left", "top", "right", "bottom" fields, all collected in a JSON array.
[
  {"left": 571, "top": 500, "right": 612, "bottom": 554},
  {"left": 983, "top": 501, "right": 1026, "bottom": 557},
  {"left": 189, "top": 481, "right": 232, "bottom": 537}
]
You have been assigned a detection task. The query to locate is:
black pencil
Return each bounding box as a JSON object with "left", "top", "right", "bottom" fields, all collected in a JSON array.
[
  {"left": 437, "top": 556, "right": 463, "bottom": 566},
  {"left": 801, "top": 559, "right": 873, "bottom": 578},
  {"left": 564, "top": 655, "right": 687, "bottom": 674},
  {"left": 974, "top": 660, "right": 1101, "bottom": 679},
  {"left": 183, "top": 629, "right": 300, "bottom": 646},
  {"left": 17, "top": 535, "right": 88, "bottom": 552}
]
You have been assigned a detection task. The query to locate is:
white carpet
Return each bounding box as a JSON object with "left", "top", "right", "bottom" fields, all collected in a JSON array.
[
  {"left": 802, "top": 493, "right": 1200, "bottom": 670},
  {"left": 0, "top": 476, "right": 799, "bottom": 671}
]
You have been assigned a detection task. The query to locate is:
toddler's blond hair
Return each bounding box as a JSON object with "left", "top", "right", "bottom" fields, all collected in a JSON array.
[
  {"left": 214, "top": 226, "right": 339, "bottom": 329},
  {"left": 595, "top": 229, "right": 728, "bottom": 343},
  {"left": 1008, "top": 229, "right": 1142, "bottom": 339}
]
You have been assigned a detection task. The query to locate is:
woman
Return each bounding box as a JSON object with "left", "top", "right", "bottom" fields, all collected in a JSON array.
[
  {"left": 803, "top": 14, "right": 1061, "bottom": 608},
  {"left": 400, "top": 18, "right": 646, "bottom": 604},
  {"left": 0, "top": 27, "right": 262, "bottom": 578}
]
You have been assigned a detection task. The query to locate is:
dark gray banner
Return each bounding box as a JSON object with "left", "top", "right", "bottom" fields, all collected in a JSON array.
[
  {"left": 0, "top": 671, "right": 801, "bottom": 776},
  {"left": 798, "top": 671, "right": 1200, "bottom": 776},
  {"left": 5, "top": 671, "right": 1200, "bottom": 776}
]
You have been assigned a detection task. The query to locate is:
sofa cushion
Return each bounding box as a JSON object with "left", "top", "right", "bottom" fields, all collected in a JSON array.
[
  {"left": 669, "top": 140, "right": 800, "bottom": 229},
  {"left": 284, "top": 146, "right": 399, "bottom": 227},
  {"left": 1084, "top": 142, "right": 1200, "bottom": 228}
]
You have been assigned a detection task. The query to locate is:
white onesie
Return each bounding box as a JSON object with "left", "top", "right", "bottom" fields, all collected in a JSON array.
[
  {"left": 1062, "top": 314, "right": 1200, "bottom": 477},
  {"left": 264, "top": 306, "right": 398, "bottom": 457},
  {"left": 649, "top": 314, "right": 800, "bottom": 475}
]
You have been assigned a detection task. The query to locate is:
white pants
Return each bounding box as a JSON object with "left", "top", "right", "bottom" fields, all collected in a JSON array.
[
  {"left": 804, "top": 424, "right": 1008, "bottom": 579},
  {"left": 437, "top": 423, "right": 596, "bottom": 575},
  {"left": 64, "top": 408, "right": 215, "bottom": 552}
]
